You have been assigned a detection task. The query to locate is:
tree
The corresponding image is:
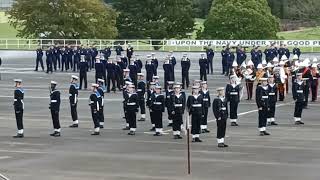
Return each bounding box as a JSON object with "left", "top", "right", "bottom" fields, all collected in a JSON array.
[
  {"left": 192, "top": 0, "right": 213, "bottom": 18},
  {"left": 201, "top": 0, "right": 280, "bottom": 39},
  {"left": 7, "top": 0, "right": 118, "bottom": 39},
  {"left": 113, "top": 0, "right": 195, "bottom": 40}
]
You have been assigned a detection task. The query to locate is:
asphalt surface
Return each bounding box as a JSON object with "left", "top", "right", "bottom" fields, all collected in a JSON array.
[{"left": 0, "top": 50, "right": 320, "bottom": 180}]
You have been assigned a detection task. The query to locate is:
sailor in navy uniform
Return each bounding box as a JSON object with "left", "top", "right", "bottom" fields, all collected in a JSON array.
[
  {"left": 137, "top": 73, "right": 146, "bottom": 121},
  {"left": 181, "top": 54, "right": 191, "bottom": 89},
  {"left": 199, "top": 53, "right": 208, "bottom": 81},
  {"left": 163, "top": 58, "right": 173, "bottom": 89},
  {"left": 97, "top": 79, "right": 107, "bottom": 128},
  {"left": 170, "top": 84, "right": 186, "bottom": 139},
  {"left": 187, "top": 86, "right": 204, "bottom": 142},
  {"left": 267, "top": 75, "right": 278, "bottom": 126},
  {"left": 165, "top": 81, "right": 175, "bottom": 127},
  {"left": 49, "top": 81, "right": 61, "bottom": 137},
  {"left": 169, "top": 51, "right": 177, "bottom": 81},
  {"left": 212, "top": 87, "right": 229, "bottom": 148},
  {"left": 151, "top": 53, "right": 158, "bottom": 75},
  {"left": 145, "top": 56, "right": 155, "bottom": 87},
  {"left": 147, "top": 82, "right": 156, "bottom": 131},
  {"left": 124, "top": 84, "right": 139, "bottom": 135},
  {"left": 126, "top": 43, "right": 134, "bottom": 63},
  {"left": 13, "top": 79, "right": 25, "bottom": 138},
  {"left": 122, "top": 81, "right": 132, "bottom": 130},
  {"left": 150, "top": 85, "right": 165, "bottom": 136},
  {"left": 200, "top": 81, "right": 211, "bottom": 133},
  {"left": 255, "top": 77, "right": 271, "bottom": 136},
  {"left": 89, "top": 83, "right": 101, "bottom": 135},
  {"left": 69, "top": 75, "right": 79, "bottom": 128},
  {"left": 152, "top": 76, "right": 161, "bottom": 86},
  {"left": 225, "top": 75, "right": 241, "bottom": 126},
  {"left": 293, "top": 73, "right": 305, "bottom": 125}
]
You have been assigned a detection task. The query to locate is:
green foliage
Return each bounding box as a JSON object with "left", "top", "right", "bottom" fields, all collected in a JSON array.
[
  {"left": 192, "top": 0, "right": 213, "bottom": 18},
  {"left": 114, "top": 0, "right": 195, "bottom": 39},
  {"left": 201, "top": 0, "right": 280, "bottom": 39},
  {"left": 6, "top": 0, "right": 118, "bottom": 39}
]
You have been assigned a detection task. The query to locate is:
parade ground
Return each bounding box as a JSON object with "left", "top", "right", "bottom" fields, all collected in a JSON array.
[{"left": 1, "top": 51, "right": 320, "bottom": 180}]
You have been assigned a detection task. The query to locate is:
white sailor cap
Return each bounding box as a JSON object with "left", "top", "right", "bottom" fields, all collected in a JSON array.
[
  {"left": 193, "top": 80, "right": 202, "bottom": 83},
  {"left": 167, "top": 81, "right": 175, "bottom": 85},
  {"left": 192, "top": 85, "right": 200, "bottom": 89},
  {"left": 125, "top": 81, "right": 133, "bottom": 85},
  {"left": 257, "top": 64, "right": 263, "bottom": 69},
  {"left": 147, "top": 55, "right": 152, "bottom": 58},
  {"left": 175, "top": 82, "right": 183, "bottom": 86},
  {"left": 151, "top": 53, "right": 155, "bottom": 55},
  {"left": 155, "top": 85, "right": 162, "bottom": 89},
  {"left": 313, "top": 58, "right": 318, "bottom": 63},
  {"left": 312, "top": 63, "right": 318, "bottom": 68},
  {"left": 153, "top": 76, "right": 159, "bottom": 79},
  {"left": 95, "top": 56, "right": 100, "bottom": 59},
  {"left": 183, "top": 53, "right": 188, "bottom": 56},
  {"left": 14, "top": 79, "right": 22, "bottom": 83},
  {"left": 200, "top": 53, "right": 205, "bottom": 55},
  {"left": 259, "top": 78, "right": 268, "bottom": 81},
  {"left": 173, "top": 84, "right": 181, "bottom": 89},
  {"left": 71, "top": 75, "right": 79, "bottom": 80},
  {"left": 123, "top": 69, "right": 130, "bottom": 72},
  {"left": 247, "top": 60, "right": 254, "bottom": 66},
  {"left": 200, "top": 81, "right": 207, "bottom": 84},
  {"left": 266, "top": 62, "right": 274, "bottom": 68},
  {"left": 91, "top": 83, "right": 99, "bottom": 87},
  {"left": 273, "top": 57, "right": 279, "bottom": 63},
  {"left": 97, "top": 78, "right": 105, "bottom": 83},
  {"left": 297, "top": 73, "right": 303, "bottom": 76},
  {"left": 268, "top": 74, "right": 274, "bottom": 78},
  {"left": 279, "top": 60, "right": 285, "bottom": 65},
  {"left": 128, "top": 84, "right": 135, "bottom": 88},
  {"left": 216, "top": 87, "right": 224, "bottom": 91},
  {"left": 51, "top": 81, "right": 58, "bottom": 85},
  {"left": 292, "top": 54, "right": 299, "bottom": 60},
  {"left": 169, "top": 51, "right": 173, "bottom": 53},
  {"left": 232, "top": 61, "right": 238, "bottom": 67},
  {"left": 137, "top": 73, "right": 144, "bottom": 76},
  {"left": 149, "top": 82, "right": 156, "bottom": 86}
]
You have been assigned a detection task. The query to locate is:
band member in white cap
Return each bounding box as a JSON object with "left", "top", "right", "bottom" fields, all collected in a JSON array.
[
  {"left": 13, "top": 79, "right": 24, "bottom": 138},
  {"left": 310, "top": 62, "right": 320, "bottom": 102},
  {"left": 97, "top": 78, "right": 107, "bottom": 128},
  {"left": 226, "top": 75, "right": 240, "bottom": 126},
  {"left": 69, "top": 75, "right": 79, "bottom": 128},
  {"left": 255, "top": 77, "right": 270, "bottom": 136},
  {"left": 169, "top": 83, "right": 186, "bottom": 139},
  {"left": 200, "top": 81, "right": 211, "bottom": 133},
  {"left": 165, "top": 81, "right": 175, "bottom": 127},
  {"left": 137, "top": 73, "right": 146, "bottom": 121},
  {"left": 293, "top": 73, "right": 305, "bottom": 125},
  {"left": 212, "top": 87, "right": 229, "bottom": 148},
  {"left": 150, "top": 85, "right": 165, "bottom": 136},
  {"left": 274, "top": 60, "right": 287, "bottom": 101},
  {"left": 187, "top": 85, "right": 204, "bottom": 142},
  {"left": 124, "top": 84, "right": 139, "bottom": 135},
  {"left": 147, "top": 82, "right": 156, "bottom": 131},
  {"left": 244, "top": 60, "right": 256, "bottom": 100},
  {"left": 267, "top": 74, "right": 278, "bottom": 126},
  {"left": 89, "top": 83, "right": 101, "bottom": 135},
  {"left": 49, "top": 81, "right": 61, "bottom": 137}
]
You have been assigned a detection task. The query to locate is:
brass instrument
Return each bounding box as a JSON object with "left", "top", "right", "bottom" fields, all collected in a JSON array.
[{"left": 256, "top": 70, "right": 265, "bottom": 82}]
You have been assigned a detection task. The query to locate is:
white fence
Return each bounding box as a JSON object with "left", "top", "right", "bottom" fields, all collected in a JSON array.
[{"left": 1, "top": 39, "right": 320, "bottom": 52}]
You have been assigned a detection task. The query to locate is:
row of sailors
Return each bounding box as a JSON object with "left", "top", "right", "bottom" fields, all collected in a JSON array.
[{"left": 11, "top": 71, "right": 310, "bottom": 147}]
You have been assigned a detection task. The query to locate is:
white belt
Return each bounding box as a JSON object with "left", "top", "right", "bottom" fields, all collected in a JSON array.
[
  {"left": 230, "top": 92, "right": 238, "bottom": 95},
  {"left": 153, "top": 102, "right": 162, "bottom": 105},
  {"left": 262, "top": 96, "right": 268, "bottom": 99},
  {"left": 313, "top": 77, "right": 318, "bottom": 80},
  {"left": 166, "top": 96, "right": 170, "bottom": 98},
  {"left": 137, "top": 89, "right": 142, "bottom": 92},
  {"left": 297, "top": 90, "right": 303, "bottom": 93},
  {"left": 221, "top": 107, "right": 226, "bottom": 110},
  {"left": 69, "top": 94, "right": 72, "bottom": 96},
  {"left": 14, "top": 99, "right": 17, "bottom": 101},
  {"left": 51, "top": 100, "right": 57, "bottom": 102},
  {"left": 127, "top": 103, "right": 136, "bottom": 105},
  {"left": 203, "top": 98, "right": 209, "bottom": 101},
  {"left": 269, "top": 93, "right": 275, "bottom": 95},
  {"left": 192, "top": 104, "right": 202, "bottom": 107},
  {"left": 174, "top": 104, "right": 183, "bottom": 107}
]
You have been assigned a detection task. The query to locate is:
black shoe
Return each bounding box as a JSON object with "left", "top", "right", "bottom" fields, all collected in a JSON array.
[
  {"left": 122, "top": 116, "right": 126, "bottom": 119},
  {"left": 231, "top": 122, "right": 239, "bottom": 126},
  {"left": 295, "top": 121, "right": 304, "bottom": 125},
  {"left": 122, "top": 127, "right": 130, "bottom": 130},
  {"left": 223, "top": 143, "right": 229, "bottom": 147},
  {"left": 218, "top": 143, "right": 225, "bottom": 148},
  {"left": 167, "top": 123, "right": 172, "bottom": 127},
  {"left": 13, "top": 133, "right": 24, "bottom": 138},
  {"left": 138, "top": 118, "right": 146, "bottom": 121},
  {"left": 69, "top": 124, "right": 78, "bottom": 128},
  {"left": 202, "top": 129, "right": 210, "bottom": 133},
  {"left": 271, "top": 122, "right": 278, "bottom": 126},
  {"left": 194, "top": 137, "right": 202, "bottom": 142},
  {"left": 50, "top": 132, "right": 60, "bottom": 137},
  {"left": 259, "top": 132, "right": 264, "bottom": 136},
  {"left": 99, "top": 125, "right": 104, "bottom": 129},
  {"left": 149, "top": 127, "right": 156, "bottom": 131},
  {"left": 174, "top": 135, "right": 182, "bottom": 139},
  {"left": 153, "top": 132, "right": 162, "bottom": 136},
  {"left": 263, "top": 131, "right": 270, "bottom": 135},
  {"left": 34, "top": 69, "right": 38, "bottom": 71},
  {"left": 127, "top": 131, "right": 135, "bottom": 135},
  {"left": 91, "top": 131, "right": 100, "bottom": 135}
]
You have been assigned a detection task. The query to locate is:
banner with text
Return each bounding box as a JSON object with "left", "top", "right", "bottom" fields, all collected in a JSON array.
[{"left": 167, "top": 40, "right": 320, "bottom": 47}]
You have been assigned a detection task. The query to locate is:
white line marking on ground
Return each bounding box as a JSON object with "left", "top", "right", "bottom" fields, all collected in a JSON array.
[
  {"left": 0, "top": 156, "right": 11, "bottom": 160},
  {"left": 0, "top": 173, "right": 10, "bottom": 180},
  {"left": 0, "top": 149, "right": 48, "bottom": 154}
]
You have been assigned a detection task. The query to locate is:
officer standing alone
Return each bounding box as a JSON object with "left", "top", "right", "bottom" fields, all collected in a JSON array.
[
  {"left": 13, "top": 79, "right": 25, "bottom": 138},
  {"left": 69, "top": 75, "right": 79, "bottom": 128},
  {"left": 49, "top": 81, "right": 61, "bottom": 137}
]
